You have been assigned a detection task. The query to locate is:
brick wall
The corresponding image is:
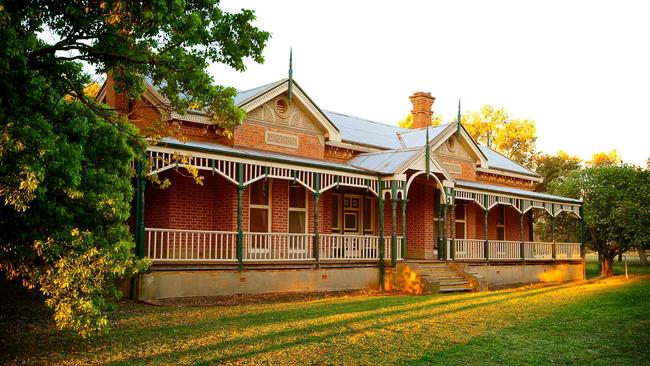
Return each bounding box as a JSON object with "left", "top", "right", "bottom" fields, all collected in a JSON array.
[
  {"left": 405, "top": 179, "right": 437, "bottom": 259},
  {"left": 233, "top": 121, "right": 325, "bottom": 159},
  {"left": 437, "top": 156, "right": 477, "bottom": 181},
  {"left": 473, "top": 203, "right": 531, "bottom": 241},
  {"left": 144, "top": 170, "right": 237, "bottom": 231}
]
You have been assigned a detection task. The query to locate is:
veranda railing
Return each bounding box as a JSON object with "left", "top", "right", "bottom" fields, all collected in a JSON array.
[
  {"left": 145, "top": 228, "right": 403, "bottom": 262},
  {"left": 451, "top": 239, "right": 581, "bottom": 261}
]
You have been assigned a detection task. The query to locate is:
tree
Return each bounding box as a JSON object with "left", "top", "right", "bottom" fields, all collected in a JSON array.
[
  {"left": 587, "top": 149, "right": 622, "bottom": 167},
  {"left": 551, "top": 165, "right": 650, "bottom": 276},
  {"left": 533, "top": 151, "right": 582, "bottom": 193},
  {"left": 460, "top": 105, "right": 537, "bottom": 168},
  {"left": 398, "top": 113, "right": 444, "bottom": 128},
  {"left": 532, "top": 151, "right": 583, "bottom": 245},
  {"left": 0, "top": 1, "right": 269, "bottom": 336}
]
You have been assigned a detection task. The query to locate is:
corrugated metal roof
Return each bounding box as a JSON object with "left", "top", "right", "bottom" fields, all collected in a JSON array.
[
  {"left": 397, "top": 125, "right": 448, "bottom": 148},
  {"left": 233, "top": 79, "right": 286, "bottom": 106},
  {"left": 479, "top": 146, "right": 540, "bottom": 177},
  {"left": 145, "top": 77, "right": 541, "bottom": 180},
  {"left": 324, "top": 110, "right": 406, "bottom": 149},
  {"left": 456, "top": 180, "right": 581, "bottom": 204},
  {"left": 347, "top": 150, "right": 420, "bottom": 174},
  {"left": 158, "top": 138, "right": 370, "bottom": 174}
]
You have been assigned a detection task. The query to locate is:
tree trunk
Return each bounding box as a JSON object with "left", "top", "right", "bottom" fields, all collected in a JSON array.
[
  {"left": 617, "top": 251, "right": 623, "bottom": 263},
  {"left": 598, "top": 251, "right": 602, "bottom": 262},
  {"left": 639, "top": 247, "right": 648, "bottom": 266},
  {"left": 600, "top": 255, "right": 614, "bottom": 277}
]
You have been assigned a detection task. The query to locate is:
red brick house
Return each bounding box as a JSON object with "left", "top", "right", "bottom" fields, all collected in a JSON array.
[{"left": 99, "top": 77, "right": 585, "bottom": 299}]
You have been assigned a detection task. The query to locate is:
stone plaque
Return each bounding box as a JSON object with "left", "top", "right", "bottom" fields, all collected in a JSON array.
[{"left": 265, "top": 131, "right": 299, "bottom": 149}]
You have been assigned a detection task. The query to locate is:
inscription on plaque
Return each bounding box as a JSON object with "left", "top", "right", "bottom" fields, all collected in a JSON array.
[
  {"left": 442, "top": 162, "right": 462, "bottom": 174},
  {"left": 265, "top": 131, "right": 299, "bottom": 149}
]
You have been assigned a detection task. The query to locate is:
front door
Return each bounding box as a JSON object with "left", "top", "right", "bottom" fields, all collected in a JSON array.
[{"left": 343, "top": 194, "right": 362, "bottom": 234}]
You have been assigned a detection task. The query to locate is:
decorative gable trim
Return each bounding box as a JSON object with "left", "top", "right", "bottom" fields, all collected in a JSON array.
[
  {"left": 428, "top": 123, "right": 488, "bottom": 168},
  {"left": 238, "top": 80, "right": 341, "bottom": 142}
]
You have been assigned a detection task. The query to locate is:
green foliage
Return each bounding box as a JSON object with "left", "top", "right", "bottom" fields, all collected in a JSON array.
[
  {"left": 551, "top": 165, "right": 650, "bottom": 275},
  {"left": 0, "top": 0, "right": 268, "bottom": 336},
  {"left": 533, "top": 151, "right": 582, "bottom": 193}
]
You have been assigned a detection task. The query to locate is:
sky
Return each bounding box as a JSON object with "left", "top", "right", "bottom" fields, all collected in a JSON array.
[{"left": 209, "top": 0, "right": 649, "bottom": 166}]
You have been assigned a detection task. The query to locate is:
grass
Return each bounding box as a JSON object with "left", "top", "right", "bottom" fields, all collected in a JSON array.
[
  {"left": 585, "top": 252, "right": 650, "bottom": 278},
  {"left": 1, "top": 266, "right": 649, "bottom": 365}
]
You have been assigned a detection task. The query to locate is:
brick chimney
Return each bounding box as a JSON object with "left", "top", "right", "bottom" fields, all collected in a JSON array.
[{"left": 409, "top": 92, "right": 435, "bottom": 129}]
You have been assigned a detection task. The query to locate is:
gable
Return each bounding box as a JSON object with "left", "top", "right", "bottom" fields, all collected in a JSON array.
[
  {"left": 246, "top": 93, "right": 326, "bottom": 135},
  {"left": 237, "top": 79, "right": 341, "bottom": 143},
  {"left": 434, "top": 134, "right": 474, "bottom": 161}
]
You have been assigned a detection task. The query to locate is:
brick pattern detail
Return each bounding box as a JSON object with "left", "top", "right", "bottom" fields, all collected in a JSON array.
[
  {"left": 233, "top": 121, "right": 325, "bottom": 159},
  {"left": 436, "top": 156, "right": 477, "bottom": 181}
]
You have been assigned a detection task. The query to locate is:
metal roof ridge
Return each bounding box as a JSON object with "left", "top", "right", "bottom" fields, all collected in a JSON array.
[
  {"left": 479, "top": 145, "right": 541, "bottom": 177},
  {"left": 352, "top": 147, "right": 422, "bottom": 157},
  {"left": 323, "top": 109, "right": 407, "bottom": 130},
  {"left": 396, "top": 124, "right": 449, "bottom": 136}
]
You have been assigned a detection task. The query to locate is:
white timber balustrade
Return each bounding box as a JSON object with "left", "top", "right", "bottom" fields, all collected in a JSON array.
[
  {"left": 145, "top": 228, "right": 237, "bottom": 261},
  {"left": 489, "top": 240, "right": 522, "bottom": 260},
  {"left": 524, "top": 241, "right": 554, "bottom": 260},
  {"left": 396, "top": 236, "right": 403, "bottom": 261},
  {"left": 555, "top": 242, "right": 582, "bottom": 260},
  {"left": 319, "top": 234, "right": 380, "bottom": 260},
  {"left": 244, "top": 233, "right": 313, "bottom": 261},
  {"left": 454, "top": 239, "right": 485, "bottom": 260},
  {"left": 146, "top": 228, "right": 576, "bottom": 263}
]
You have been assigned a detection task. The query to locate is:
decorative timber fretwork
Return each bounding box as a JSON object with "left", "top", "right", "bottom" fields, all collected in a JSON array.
[
  {"left": 454, "top": 189, "right": 581, "bottom": 218},
  {"left": 145, "top": 147, "right": 385, "bottom": 196},
  {"left": 434, "top": 135, "right": 474, "bottom": 161},
  {"left": 247, "top": 95, "right": 324, "bottom": 134},
  {"left": 381, "top": 179, "right": 406, "bottom": 199},
  {"left": 476, "top": 171, "right": 535, "bottom": 189}
]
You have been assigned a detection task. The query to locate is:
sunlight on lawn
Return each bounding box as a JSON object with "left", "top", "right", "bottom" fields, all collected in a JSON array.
[{"left": 6, "top": 275, "right": 647, "bottom": 365}]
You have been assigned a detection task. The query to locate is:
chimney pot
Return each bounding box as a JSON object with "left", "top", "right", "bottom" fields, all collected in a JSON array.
[{"left": 409, "top": 92, "right": 435, "bottom": 129}]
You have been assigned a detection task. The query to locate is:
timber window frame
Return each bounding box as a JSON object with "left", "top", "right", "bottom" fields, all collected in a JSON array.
[
  {"left": 496, "top": 205, "right": 506, "bottom": 240},
  {"left": 288, "top": 184, "right": 308, "bottom": 234},
  {"left": 455, "top": 203, "right": 467, "bottom": 239},
  {"left": 249, "top": 179, "right": 272, "bottom": 233},
  {"left": 363, "top": 196, "right": 375, "bottom": 235}
]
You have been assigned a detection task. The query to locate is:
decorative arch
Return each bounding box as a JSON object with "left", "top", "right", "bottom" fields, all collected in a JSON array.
[{"left": 404, "top": 170, "right": 447, "bottom": 201}]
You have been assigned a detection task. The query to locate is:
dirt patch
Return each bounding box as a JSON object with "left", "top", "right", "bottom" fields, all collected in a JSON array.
[{"left": 144, "top": 289, "right": 386, "bottom": 307}]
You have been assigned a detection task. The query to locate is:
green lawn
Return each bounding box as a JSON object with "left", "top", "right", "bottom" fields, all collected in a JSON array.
[
  {"left": 2, "top": 272, "right": 649, "bottom": 365},
  {"left": 585, "top": 252, "right": 650, "bottom": 278}
]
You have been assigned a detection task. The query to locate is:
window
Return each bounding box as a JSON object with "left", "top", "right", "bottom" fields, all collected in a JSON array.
[
  {"left": 331, "top": 194, "right": 340, "bottom": 233},
  {"left": 249, "top": 179, "right": 270, "bottom": 232},
  {"left": 288, "top": 184, "right": 307, "bottom": 233},
  {"left": 496, "top": 205, "right": 506, "bottom": 240},
  {"left": 454, "top": 204, "right": 466, "bottom": 239},
  {"left": 363, "top": 197, "right": 374, "bottom": 234}
]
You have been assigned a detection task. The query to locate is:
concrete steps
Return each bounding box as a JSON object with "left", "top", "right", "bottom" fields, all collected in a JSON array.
[{"left": 406, "top": 261, "right": 475, "bottom": 294}]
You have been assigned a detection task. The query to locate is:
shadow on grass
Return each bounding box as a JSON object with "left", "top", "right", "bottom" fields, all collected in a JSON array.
[
  {"left": 408, "top": 278, "right": 650, "bottom": 365},
  {"left": 107, "top": 285, "right": 572, "bottom": 365}
]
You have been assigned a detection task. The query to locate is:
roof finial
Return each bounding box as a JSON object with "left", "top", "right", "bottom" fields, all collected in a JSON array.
[
  {"left": 456, "top": 98, "right": 461, "bottom": 140},
  {"left": 425, "top": 126, "right": 430, "bottom": 180},
  {"left": 288, "top": 47, "right": 293, "bottom": 104}
]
